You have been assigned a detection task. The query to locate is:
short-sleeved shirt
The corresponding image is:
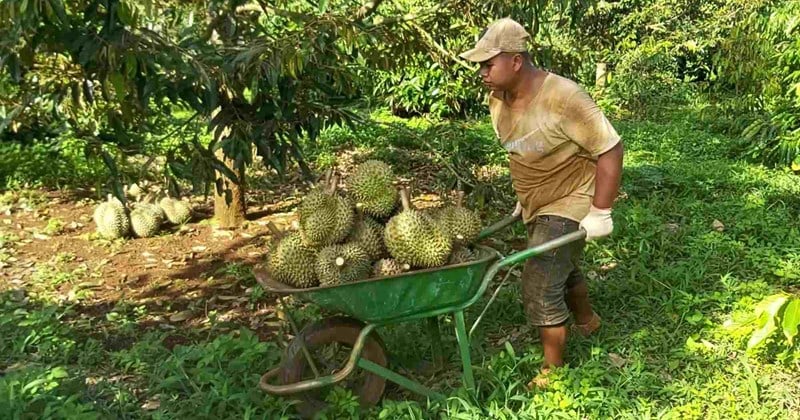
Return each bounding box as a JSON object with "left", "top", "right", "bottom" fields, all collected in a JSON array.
[{"left": 489, "top": 73, "right": 620, "bottom": 223}]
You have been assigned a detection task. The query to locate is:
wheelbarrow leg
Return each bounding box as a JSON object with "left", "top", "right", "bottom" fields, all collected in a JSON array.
[
  {"left": 454, "top": 310, "right": 475, "bottom": 392},
  {"left": 427, "top": 317, "right": 445, "bottom": 370}
]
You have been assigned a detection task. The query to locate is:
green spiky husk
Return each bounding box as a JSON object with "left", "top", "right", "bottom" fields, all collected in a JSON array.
[
  {"left": 298, "top": 189, "right": 354, "bottom": 247},
  {"left": 435, "top": 206, "right": 482, "bottom": 248},
  {"left": 159, "top": 198, "right": 192, "bottom": 225},
  {"left": 347, "top": 160, "right": 398, "bottom": 218},
  {"left": 448, "top": 246, "right": 475, "bottom": 265},
  {"left": 316, "top": 243, "right": 372, "bottom": 286},
  {"left": 130, "top": 204, "right": 163, "bottom": 238},
  {"left": 347, "top": 216, "right": 386, "bottom": 260},
  {"left": 267, "top": 232, "right": 319, "bottom": 288},
  {"left": 372, "top": 258, "right": 406, "bottom": 277},
  {"left": 384, "top": 210, "right": 452, "bottom": 268},
  {"left": 93, "top": 197, "right": 130, "bottom": 239}
]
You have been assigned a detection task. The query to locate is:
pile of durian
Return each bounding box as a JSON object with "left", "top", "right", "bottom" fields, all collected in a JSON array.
[
  {"left": 92, "top": 184, "right": 193, "bottom": 240},
  {"left": 267, "top": 160, "right": 483, "bottom": 288}
]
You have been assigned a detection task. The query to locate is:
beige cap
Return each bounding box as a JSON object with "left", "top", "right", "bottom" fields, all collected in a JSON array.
[{"left": 459, "top": 18, "right": 530, "bottom": 63}]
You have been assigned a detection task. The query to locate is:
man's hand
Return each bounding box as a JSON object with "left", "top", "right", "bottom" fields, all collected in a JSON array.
[
  {"left": 579, "top": 205, "right": 613, "bottom": 241},
  {"left": 512, "top": 201, "right": 523, "bottom": 218}
]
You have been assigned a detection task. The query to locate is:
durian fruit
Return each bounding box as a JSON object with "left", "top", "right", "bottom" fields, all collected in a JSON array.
[
  {"left": 124, "top": 182, "right": 145, "bottom": 202},
  {"left": 448, "top": 246, "right": 475, "bottom": 265},
  {"left": 266, "top": 222, "right": 319, "bottom": 288},
  {"left": 93, "top": 194, "right": 130, "bottom": 239},
  {"left": 346, "top": 216, "right": 386, "bottom": 260},
  {"left": 130, "top": 203, "right": 163, "bottom": 238},
  {"left": 159, "top": 196, "right": 192, "bottom": 225},
  {"left": 346, "top": 160, "right": 398, "bottom": 219},
  {"left": 373, "top": 258, "right": 410, "bottom": 278},
  {"left": 316, "top": 242, "right": 372, "bottom": 286},
  {"left": 435, "top": 191, "right": 482, "bottom": 248},
  {"left": 384, "top": 187, "right": 452, "bottom": 268},
  {"left": 298, "top": 174, "right": 355, "bottom": 247}
]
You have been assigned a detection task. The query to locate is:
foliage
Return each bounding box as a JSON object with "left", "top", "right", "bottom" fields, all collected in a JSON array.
[
  {"left": 734, "top": 2, "right": 800, "bottom": 167},
  {"left": 2, "top": 114, "right": 800, "bottom": 418},
  {"left": 724, "top": 294, "right": 800, "bottom": 364}
]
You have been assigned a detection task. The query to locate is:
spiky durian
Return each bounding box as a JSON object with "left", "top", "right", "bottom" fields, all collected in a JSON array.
[
  {"left": 316, "top": 242, "right": 372, "bottom": 286},
  {"left": 298, "top": 175, "right": 354, "bottom": 247},
  {"left": 130, "top": 203, "right": 163, "bottom": 238},
  {"left": 93, "top": 194, "right": 130, "bottom": 239},
  {"left": 159, "top": 197, "right": 192, "bottom": 225},
  {"left": 435, "top": 191, "right": 482, "bottom": 248},
  {"left": 372, "top": 258, "right": 410, "bottom": 277},
  {"left": 346, "top": 216, "right": 386, "bottom": 260},
  {"left": 384, "top": 188, "right": 452, "bottom": 268},
  {"left": 346, "top": 160, "right": 398, "bottom": 219},
  {"left": 448, "top": 246, "right": 476, "bottom": 265},
  {"left": 266, "top": 223, "right": 319, "bottom": 288}
]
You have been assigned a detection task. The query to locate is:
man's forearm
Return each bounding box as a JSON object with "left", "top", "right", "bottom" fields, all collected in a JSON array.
[{"left": 593, "top": 142, "right": 623, "bottom": 209}]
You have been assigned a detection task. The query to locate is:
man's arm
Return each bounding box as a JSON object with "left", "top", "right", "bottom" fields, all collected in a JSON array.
[
  {"left": 592, "top": 142, "right": 623, "bottom": 209},
  {"left": 579, "top": 141, "right": 623, "bottom": 241}
]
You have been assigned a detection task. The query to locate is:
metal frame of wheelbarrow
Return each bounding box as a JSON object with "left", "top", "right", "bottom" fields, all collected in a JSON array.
[{"left": 257, "top": 214, "right": 587, "bottom": 402}]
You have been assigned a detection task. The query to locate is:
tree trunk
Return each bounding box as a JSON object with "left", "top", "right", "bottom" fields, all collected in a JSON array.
[
  {"left": 213, "top": 148, "right": 246, "bottom": 228},
  {"left": 595, "top": 62, "right": 608, "bottom": 88}
]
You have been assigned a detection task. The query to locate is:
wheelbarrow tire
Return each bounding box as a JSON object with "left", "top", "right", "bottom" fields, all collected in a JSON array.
[{"left": 281, "top": 316, "right": 388, "bottom": 417}]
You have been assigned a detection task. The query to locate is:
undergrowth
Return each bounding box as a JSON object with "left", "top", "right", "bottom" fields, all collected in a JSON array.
[{"left": 1, "top": 111, "right": 799, "bottom": 419}]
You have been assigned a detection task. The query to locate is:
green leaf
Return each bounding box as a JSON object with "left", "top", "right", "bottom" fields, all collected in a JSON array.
[
  {"left": 782, "top": 299, "right": 800, "bottom": 344},
  {"left": 49, "top": 366, "right": 69, "bottom": 379},
  {"left": 109, "top": 72, "right": 127, "bottom": 101},
  {"left": 747, "top": 294, "right": 788, "bottom": 349}
]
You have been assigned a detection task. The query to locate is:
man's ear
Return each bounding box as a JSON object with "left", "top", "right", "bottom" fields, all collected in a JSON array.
[{"left": 513, "top": 54, "right": 524, "bottom": 71}]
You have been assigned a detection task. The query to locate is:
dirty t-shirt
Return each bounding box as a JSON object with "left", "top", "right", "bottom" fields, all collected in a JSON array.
[{"left": 489, "top": 73, "right": 620, "bottom": 223}]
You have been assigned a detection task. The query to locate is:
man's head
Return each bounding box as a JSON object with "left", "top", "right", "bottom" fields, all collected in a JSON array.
[{"left": 459, "top": 18, "right": 532, "bottom": 91}]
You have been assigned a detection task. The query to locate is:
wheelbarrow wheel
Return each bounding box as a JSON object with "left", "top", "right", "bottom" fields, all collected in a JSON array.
[{"left": 281, "top": 316, "right": 388, "bottom": 417}]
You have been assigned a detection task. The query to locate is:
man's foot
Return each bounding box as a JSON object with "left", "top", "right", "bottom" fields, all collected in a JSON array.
[
  {"left": 526, "top": 367, "right": 552, "bottom": 390},
  {"left": 571, "top": 311, "right": 601, "bottom": 337}
]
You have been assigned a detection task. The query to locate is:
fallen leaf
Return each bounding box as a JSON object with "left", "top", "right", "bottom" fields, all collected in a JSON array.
[
  {"left": 141, "top": 397, "right": 161, "bottom": 411},
  {"left": 191, "top": 246, "right": 207, "bottom": 253},
  {"left": 169, "top": 310, "right": 194, "bottom": 322},
  {"left": 33, "top": 233, "right": 50, "bottom": 240},
  {"left": 609, "top": 353, "right": 627, "bottom": 368}
]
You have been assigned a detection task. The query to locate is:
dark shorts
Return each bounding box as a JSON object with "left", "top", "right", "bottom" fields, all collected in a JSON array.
[{"left": 521, "top": 215, "right": 586, "bottom": 326}]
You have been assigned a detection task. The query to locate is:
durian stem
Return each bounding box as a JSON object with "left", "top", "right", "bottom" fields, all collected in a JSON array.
[
  {"left": 327, "top": 174, "right": 340, "bottom": 194},
  {"left": 455, "top": 190, "right": 465, "bottom": 207},
  {"left": 399, "top": 187, "right": 411, "bottom": 211},
  {"left": 335, "top": 257, "right": 345, "bottom": 267},
  {"left": 266, "top": 221, "right": 282, "bottom": 236}
]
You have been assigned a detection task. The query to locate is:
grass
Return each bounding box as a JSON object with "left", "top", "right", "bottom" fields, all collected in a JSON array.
[{"left": 1, "top": 110, "right": 799, "bottom": 419}]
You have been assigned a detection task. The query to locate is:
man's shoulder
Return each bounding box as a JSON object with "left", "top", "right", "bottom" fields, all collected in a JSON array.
[{"left": 542, "top": 73, "right": 584, "bottom": 101}]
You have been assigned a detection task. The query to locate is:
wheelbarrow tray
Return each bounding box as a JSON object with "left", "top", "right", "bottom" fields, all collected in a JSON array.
[{"left": 256, "top": 245, "right": 499, "bottom": 324}]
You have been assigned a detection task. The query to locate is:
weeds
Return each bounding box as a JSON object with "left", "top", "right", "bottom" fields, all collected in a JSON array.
[{"left": 1, "top": 113, "right": 799, "bottom": 418}]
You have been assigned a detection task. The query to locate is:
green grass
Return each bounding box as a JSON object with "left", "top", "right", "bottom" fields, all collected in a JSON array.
[{"left": 1, "top": 112, "right": 799, "bottom": 419}]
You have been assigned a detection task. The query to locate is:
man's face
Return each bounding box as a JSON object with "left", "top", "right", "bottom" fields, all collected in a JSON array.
[{"left": 478, "top": 53, "right": 522, "bottom": 91}]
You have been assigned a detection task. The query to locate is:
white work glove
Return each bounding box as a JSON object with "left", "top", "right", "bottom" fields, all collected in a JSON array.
[
  {"left": 512, "top": 201, "right": 522, "bottom": 218},
  {"left": 579, "top": 205, "right": 613, "bottom": 241}
]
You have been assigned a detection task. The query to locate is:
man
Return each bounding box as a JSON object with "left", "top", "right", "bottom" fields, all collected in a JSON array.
[{"left": 459, "top": 18, "right": 623, "bottom": 387}]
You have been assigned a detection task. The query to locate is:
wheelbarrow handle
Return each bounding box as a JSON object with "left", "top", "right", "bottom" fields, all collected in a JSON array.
[
  {"left": 497, "top": 228, "right": 587, "bottom": 269},
  {"left": 476, "top": 213, "right": 522, "bottom": 241}
]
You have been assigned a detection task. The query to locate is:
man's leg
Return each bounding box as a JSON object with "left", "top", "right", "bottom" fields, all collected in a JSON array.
[
  {"left": 539, "top": 324, "right": 568, "bottom": 368},
  {"left": 566, "top": 281, "right": 594, "bottom": 325},
  {"left": 521, "top": 215, "right": 583, "bottom": 385}
]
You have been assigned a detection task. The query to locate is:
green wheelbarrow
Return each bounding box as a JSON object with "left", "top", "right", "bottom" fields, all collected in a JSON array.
[{"left": 255, "top": 214, "right": 586, "bottom": 416}]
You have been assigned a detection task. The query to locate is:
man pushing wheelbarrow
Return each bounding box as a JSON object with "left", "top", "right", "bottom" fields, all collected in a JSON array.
[
  {"left": 256, "top": 17, "right": 624, "bottom": 417},
  {"left": 459, "top": 17, "right": 624, "bottom": 388}
]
